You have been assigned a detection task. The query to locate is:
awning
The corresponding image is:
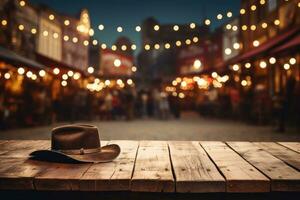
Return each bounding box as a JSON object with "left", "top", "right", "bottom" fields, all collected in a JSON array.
[
  {"left": 231, "top": 27, "right": 300, "bottom": 63},
  {"left": 0, "top": 46, "right": 46, "bottom": 70},
  {"left": 271, "top": 33, "right": 300, "bottom": 54}
]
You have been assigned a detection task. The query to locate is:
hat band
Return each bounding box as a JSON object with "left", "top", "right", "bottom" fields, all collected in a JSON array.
[{"left": 56, "top": 147, "right": 101, "bottom": 155}]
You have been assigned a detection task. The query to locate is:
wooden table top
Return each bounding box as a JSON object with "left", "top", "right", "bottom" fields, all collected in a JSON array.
[{"left": 0, "top": 140, "right": 299, "bottom": 193}]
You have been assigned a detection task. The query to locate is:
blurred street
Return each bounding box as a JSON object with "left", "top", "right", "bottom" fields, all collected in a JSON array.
[{"left": 1, "top": 112, "right": 299, "bottom": 141}]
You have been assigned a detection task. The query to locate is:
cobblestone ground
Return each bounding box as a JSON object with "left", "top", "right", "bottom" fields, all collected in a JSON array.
[{"left": 0, "top": 112, "right": 299, "bottom": 141}]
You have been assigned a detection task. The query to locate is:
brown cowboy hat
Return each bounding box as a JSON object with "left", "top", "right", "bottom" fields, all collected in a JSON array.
[{"left": 30, "top": 124, "right": 120, "bottom": 163}]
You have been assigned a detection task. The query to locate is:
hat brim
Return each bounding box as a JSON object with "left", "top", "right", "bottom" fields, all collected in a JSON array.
[{"left": 29, "top": 144, "right": 120, "bottom": 163}]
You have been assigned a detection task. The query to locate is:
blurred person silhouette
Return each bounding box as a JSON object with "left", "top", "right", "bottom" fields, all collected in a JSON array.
[{"left": 159, "top": 91, "right": 170, "bottom": 120}]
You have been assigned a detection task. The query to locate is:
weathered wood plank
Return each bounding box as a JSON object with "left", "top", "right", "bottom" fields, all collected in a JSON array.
[
  {"left": 32, "top": 141, "right": 109, "bottom": 191},
  {"left": 227, "top": 142, "right": 300, "bottom": 192},
  {"left": 131, "top": 141, "right": 174, "bottom": 192},
  {"left": 169, "top": 141, "right": 225, "bottom": 193},
  {"left": 80, "top": 140, "right": 139, "bottom": 191},
  {"left": 278, "top": 142, "right": 300, "bottom": 153},
  {"left": 0, "top": 140, "right": 50, "bottom": 158},
  {"left": 200, "top": 141, "right": 269, "bottom": 193},
  {"left": 254, "top": 142, "right": 300, "bottom": 170}
]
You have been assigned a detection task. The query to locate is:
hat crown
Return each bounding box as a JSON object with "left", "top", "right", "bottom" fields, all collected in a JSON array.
[{"left": 51, "top": 125, "right": 100, "bottom": 151}]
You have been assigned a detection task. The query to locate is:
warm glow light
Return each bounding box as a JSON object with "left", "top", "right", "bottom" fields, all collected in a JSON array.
[
  {"left": 204, "top": 19, "right": 211, "bottom": 25},
  {"left": 49, "top": 14, "right": 55, "bottom": 20},
  {"left": 31, "top": 28, "right": 37, "bottom": 34},
  {"left": 253, "top": 40, "right": 260, "bottom": 47},
  {"left": 53, "top": 68, "right": 60, "bottom": 75},
  {"left": 114, "top": 59, "right": 121, "bottom": 67},
  {"left": 131, "top": 66, "right": 137, "bottom": 72},
  {"left": 260, "top": 0, "right": 266, "bottom": 5},
  {"left": 62, "top": 74, "right": 68, "bottom": 80},
  {"left": 154, "top": 25, "right": 160, "bottom": 31},
  {"left": 39, "top": 70, "right": 46, "bottom": 77},
  {"left": 259, "top": 61, "right": 267, "bottom": 69},
  {"left": 225, "top": 48, "right": 232, "bottom": 55},
  {"left": 73, "top": 72, "right": 81, "bottom": 80},
  {"left": 121, "top": 45, "right": 127, "bottom": 51},
  {"left": 283, "top": 63, "right": 290, "bottom": 70},
  {"left": 274, "top": 19, "right": 280, "bottom": 26},
  {"left": 64, "top": 20, "right": 70, "bottom": 26},
  {"left": 227, "top": 11, "right": 232, "bottom": 18},
  {"left": 179, "top": 93, "right": 185, "bottom": 99},
  {"left": 18, "top": 24, "right": 24, "bottom": 31},
  {"left": 111, "top": 45, "right": 117, "bottom": 51},
  {"left": 289, "top": 57, "right": 296, "bottom": 65},
  {"left": 4, "top": 73, "right": 11, "bottom": 79},
  {"left": 165, "top": 43, "right": 171, "bottom": 49},
  {"left": 61, "top": 80, "right": 67, "bottom": 87},
  {"left": 101, "top": 43, "right": 107, "bottom": 49},
  {"left": 251, "top": 5, "right": 257, "bottom": 11},
  {"left": 250, "top": 25, "right": 256, "bottom": 31},
  {"left": 18, "top": 67, "right": 25, "bottom": 75},
  {"left": 83, "top": 40, "right": 89, "bottom": 46},
  {"left": 233, "top": 43, "right": 240, "bottom": 50},
  {"left": 217, "top": 14, "right": 223, "bottom": 20},
  {"left": 261, "top": 22, "right": 268, "bottom": 29},
  {"left": 154, "top": 44, "right": 160, "bottom": 49},
  {"left": 105, "top": 80, "right": 111, "bottom": 86},
  {"left": 87, "top": 66, "right": 94, "bottom": 73},
  {"left": 190, "top": 23, "right": 196, "bottom": 29},
  {"left": 92, "top": 39, "right": 98, "bottom": 45},
  {"left": 185, "top": 39, "right": 191, "bottom": 45},
  {"left": 226, "top": 24, "right": 232, "bottom": 30},
  {"left": 269, "top": 57, "right": 276, "bottom": 64},
  {"left": 211, "top": 72, "right": 218, "bottom": 78},
  {"left": 232, "top": 64, "right": 239, "bottom": 71},
  {"left": 63, "top": 35, "right": 69, "bottom": 41},
  {"left": 242, "top": 25, "right": 247, "bottom": 31},
  {"left": 193, "top": 59, "right": 202, "bottom": 69},
  {"left": 173, "top": 25, "right": 179, "bottom": 31},
  {"left": 53, "top": 32, "right": 59, "bottom": 39},
  {"left": 1, "top": 20, "right": 7, "bottom": 26},
  {"left": 117, "top": 26, "right": 123, "bottom": 32},
  {"left": 67, "top": 70, "right": 74, "bottom": 77},
  {"left": 135, "top": 25, "right": 141, "bottom": 32},
  {"left": 19, "top": 0, "right": 26, "bottom": 7},
  {"left": 241, "top": 80, "right": 248, "bottom": 87},
  {"left": 31, "top": 74, "right": 37, "bottom": 80},
  {"left": 145, "top": 44, "right": 150, "bottom": 50},
  {"left": 176, "top": 40, "right": 182, "bottom": 46},
  {"left": 232, "top": 26, "right": 238, "bottom": 31},
  {"left": 72, "top": 37, "right": 78, "bottom": 43},
  {"left": 245, "top": 63, "right": 251, "bottom": 68},
  {"left": 192, "top": 37, "right": 199, "bottom": 43},
  {"left": 127, "top": 79, "right": 133, "bottom": 85},
  {"left": 26, "top": 71, "right": 33, "bottom": 78},
  {"left": 89, "top": 29, "right": 94, "bottom": 36},
  {"left": 131, "top": 44, "right": 136, "bottom": 50},
  {"left": 98, "top": 24, "right": 104, "bottom": 30},
  {"left": 240, "top": 8, "right": 246, "bottom": 15}
]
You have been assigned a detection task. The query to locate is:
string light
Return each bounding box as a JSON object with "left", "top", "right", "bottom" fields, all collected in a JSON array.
[
  {"left": 253, "top": 40, "right": 260, "bottom": 47},
  {"left": 131, "top": 66, "right": 137, "bottom": 72},
  {"left": 225, "top": 48, "right": 232, "bottom": 55},
  {"left": 53, "top": 32, "right": 59, "bottom": 39},
  {"left": 89, "top": 28, "right": 94, "bottom": 36},
  {"left": 62, "top": 74, "right": 68, "bottom": 80},
  {"left": 165, "top": 43, "right": 171, "bottom": 49},
  {"left": 131, "top": 44, "right": 137, "bottom": 50},
  {"left": 217, "top": 14, "right": 223, "bottom": 20},
  {"left": 92, "top": 39, "right": 98, "bottom": 45},
  {"left": 72, "top": 37, "right": 78, "bottom": 43},
  {"left": 67, "top": 70, "right": 74, "bottom": 77},
  {"left": 240, "top": 8, "right": 246, "bottom": 15},
  {"left": 190, "top": 23, "right": 196, "bottom": 29},
  {"left": 289, "top": 57, "right": 296, "bottom": 65},
  {"left": 101, "top": 43, "right": 107, "bottom": 49},
  {"left": 4, "top": 73, "right": 11, "bottom": 79},
  {"left": 259, "top": 61, "right": 267, "bottom": 69},
  {"left": 135, "top": 26, "right": 141, "bottom": 32},
  {"left": 242, "top": 25, "right": 247, "bottom": 31},
  {"left": 18, "top": 24, "right": 24, "bottom": 31},
  {"left": 87, "top": 66, "right": 94, "bottom": 73},
  {"left": 127, "top": 79, "right": 133, "bottom": 85},
  {"left": 117, "top": 26, "right": 123, "bottom": 32},
  {"left": 144, "top": 44, "right": 150, "bottom": 50},
  {"left": 232, "top": 64, "right": 239, "bottom": 71},
  {"left": 192, "top": 37, "right": 199, "bottom": 43},
  {"left": 114, "top": 59, "right": 121, "bottom": 67},
  {"left": 49, "top": 14, "right": 55, "bottom": 20},
  {"left": 61, "top": 80, "right": 67, "bottom": 87},
  {"left": 176, "top": 40, "right": 182, "bottom": 47},
  {"left": 233, "top": 43, "right": 240, "bottom": 49},
  {"left": 98, "top": 24, "right": 104, "bottom": 30},
  {"left": 274, "top": 19, "right": 280, "bottom": 26},
  {"left": 154, "top": 25, "right": 160, "bottom": 31},
  {"left": 245, "top": 63, "right": 251, "bottom": 68},
  {"left": 232, "top": 25, "right": 238, "bottom": 31},
  {"left": 111, "top": 45, "right": 117, "bottom": 51},
  {"left": 283, "top": 63, "right": 290, "bottom": 70},
  {"left": 43, "top": 30, "right": 48, "bottom": 36},
  {"left": 26, "top": 71, "right": 33, "bottom": 78},
  {"left": 250, "top": 25, "right": 256, "bottom": 31},
  {"left": 19, "top": 0, "right": 26, "bottom": 7},
  {"left": 83, "top": 40, "right": 89, "bottom": 46},
  {"left": 154, "top": 43, "right": 160, "bottom": 49},
  {"left": 227, "top": 11, "right": 232, "bottom": 18},
  {"left": 226, "top": 24, "right": 232, "bottom": 30},
  {"left": 260, "top": 0, "right": 266, "bottom": 5},
  {"left": 63, "top": 35, "right": 69, "bottom": 41},
  {"left": 64, "top": 20, "right": 70, "bottom": 26},
  {"left": 31, "top": 28, "right": 37, "bottom": 34},
  {"left": 261, "top": 22, "right": 268, "bottom": 29},
  {"left": 1, "top": 20, "right": 7, "bottom": 26},
  {"left": 269, "top": 57, "right": 276, "bottom": 64},
  {"left": 39, "top": 70, "right": 46, "bottom": 77},
  {"left": 17, "top": 67, "right": 25, "bottom": 75},
  {"left": 73, "top": 72, "right": 81, "bottom": 80},
  {"left": 173, "top": 25, "right": 179, "bottom": 31},
  {"left": 251, "top": 5, "right": 257, "bottom": 11},
  {"left": 53, "top": 68, "right": 60, "bottom": 75},
  {"left": 204, "top": 19, "right": 211, "bottom": 25},
  {"left": 121, "top": 45, "right": 127, "bottom": 51}
]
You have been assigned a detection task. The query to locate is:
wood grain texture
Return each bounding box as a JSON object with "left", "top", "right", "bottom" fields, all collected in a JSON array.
[
  {"left": 131, "top": 141, "right": 174, "bottom": 192},
  {"left": 169, "top": 141, "right": 225, "bottom": 192},
  {"left": 80, "top": 140, "right": 139, "bottom": 191},
  {"left": 200, "top": 141, "right": 269, "bottom": 193},
  {"left": 278, "top": 142, "right": 300, "bottom": 153},
  {"left": 227, "top": 142, "right": 300, "bottom": 192},
  {"left": 254, "top": 142, "right": 300, "bottom": 170}
]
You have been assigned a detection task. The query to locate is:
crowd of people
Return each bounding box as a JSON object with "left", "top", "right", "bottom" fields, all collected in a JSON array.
[{"left": 0, "top": 85, "right": 181, "bottom": 129}]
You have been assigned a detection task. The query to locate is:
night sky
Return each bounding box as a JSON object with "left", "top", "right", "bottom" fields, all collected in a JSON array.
[{"left": 30, "top": 0, "right": 240, "bottom": 52}]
